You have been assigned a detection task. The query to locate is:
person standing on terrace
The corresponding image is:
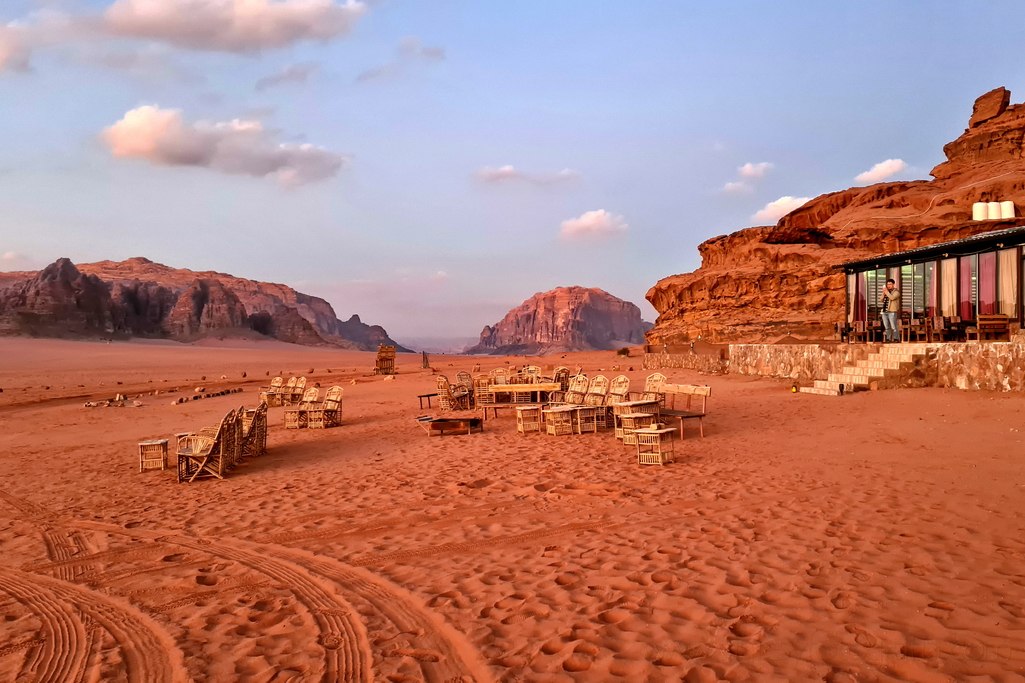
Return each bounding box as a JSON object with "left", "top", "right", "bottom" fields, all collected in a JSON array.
[{"left": 880, "top": 278, "right": 901, "bottom": 342}]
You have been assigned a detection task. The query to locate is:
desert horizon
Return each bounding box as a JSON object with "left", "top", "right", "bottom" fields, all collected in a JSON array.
[{"left": 1, "top": 336, "right": 1023, "bottom": 681}]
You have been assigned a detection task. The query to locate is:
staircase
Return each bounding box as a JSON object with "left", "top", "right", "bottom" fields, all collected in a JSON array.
[{"left": 799, "top": 343, "right": 937, "bottom": 396}]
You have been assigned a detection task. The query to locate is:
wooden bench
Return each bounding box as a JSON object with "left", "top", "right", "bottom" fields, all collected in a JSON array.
[
  {"left": 659, "top": 384, "right": 710, "bottom": 439},
  {"left": 966, "top": 314, "right": 1010, "bottom": 341}
]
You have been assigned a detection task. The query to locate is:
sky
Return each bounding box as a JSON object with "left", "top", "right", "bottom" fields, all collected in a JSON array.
[{"left": 2, "top": 1, "right": 1025, "bottom": 344}]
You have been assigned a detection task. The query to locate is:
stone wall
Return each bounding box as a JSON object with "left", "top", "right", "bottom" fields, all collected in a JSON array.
[
  {"left": 934, "top": 342, "right": 1025, "bottom": 391},
  {"left": 645, "top": 341, "right": 1025, "bottom": 392}
]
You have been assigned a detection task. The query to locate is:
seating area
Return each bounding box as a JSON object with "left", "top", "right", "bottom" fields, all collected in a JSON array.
[
  {"left": 176, "top": 403, "right": 268, "bottom": 482},
  {"left": 423, "top": 367, "right": 711, "bottom": 463},
  {"left": 844, "top": 314, "right": 1014, "bottom": 343},
  {"left": 284, "top": 385, "right": 344, "bottom": 429},
  {"left": 259, "top": 376, "right": 309, "bottom": 407}
]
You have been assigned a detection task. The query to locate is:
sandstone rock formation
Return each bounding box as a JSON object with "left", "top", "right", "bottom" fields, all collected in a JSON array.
[
  {"left": 0, "top": 256, "right": 406, "bottom": 349},
  {"left": 468, "top": 286, "right": 649, "bottom": 355},
  {"left": 646, "top": 87, "right": 1025, "bottom": 343}
]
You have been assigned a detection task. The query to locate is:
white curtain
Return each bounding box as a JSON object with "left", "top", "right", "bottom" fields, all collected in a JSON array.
[
  {"left": 998, "top": 248, "right": 1018, "bottom": 316},
  {"left": 941, "top": 258, "right": 958, "bottom": 317}
]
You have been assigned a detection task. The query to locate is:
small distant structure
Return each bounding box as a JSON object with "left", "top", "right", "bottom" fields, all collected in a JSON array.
[
  {"left": 375, "top": 344, "right": 396, "bottom": 375},
  {"left": 421, "top": 351, "right": 430, "bottom": 369}
]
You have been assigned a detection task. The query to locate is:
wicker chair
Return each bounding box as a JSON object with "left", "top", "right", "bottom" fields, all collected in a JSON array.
[
  {"left": 632, "top": 373, "right": 667, "bottom": 403},
  {"left": 550, "top": 374, "right": 588, "bottom": 405},
  {"left": 260, "top": 376, "right": 284, "bottom": 406},
  {"left": 309, "top": 385, "right": 343, "bottom": 429},
  {"left": 553, "top": 366, "right": 570, "bottom": 392},
  {"left": 583, "top": 375, "right": 610, "bottom": 428},
  {"left": 178, "top": 410, "right": 234, "bottom": 482},
  {"left": 299, "top": 386, "right": 320, "bottom": 408},
  {"left": 473, "top": 376, "right": 495, "bottom": 410},
  {"left": 608, "top": 375, "right": 631, "bottom": 405},
  {"left": 375, "top": 344, "right": 397, "bottom": 375},
  {"left": 241, "top": 403, "right": 268, "bottom": 457},
  {"left": 437, "top": 375, "right": 470, "bottom": 411}
]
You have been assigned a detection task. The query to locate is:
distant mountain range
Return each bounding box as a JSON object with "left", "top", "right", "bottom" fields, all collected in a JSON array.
[{"left": 0, "top": 256, "right": 409, "bottom": 351}]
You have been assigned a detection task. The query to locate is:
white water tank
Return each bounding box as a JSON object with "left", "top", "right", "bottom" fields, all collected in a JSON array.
[
  {"left": 988, "top": 201, "right": 1002, "bottom": 219},
  {"left": 1000, "top": 200, "right": 1015, "bottom": 219},
  {"left": 972, "top": 202, "right": 988, "bottom": 220}
]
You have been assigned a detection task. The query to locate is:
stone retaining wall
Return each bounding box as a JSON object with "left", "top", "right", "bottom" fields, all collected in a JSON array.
[{"left": 645, "top": 341, "right": 1025, "bottom": 392}]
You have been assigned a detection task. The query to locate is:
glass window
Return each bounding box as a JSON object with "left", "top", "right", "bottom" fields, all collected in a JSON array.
[
  {"left": 924, "top": 261, "right": 937, "bottom": 318},
  {"left": 866, "top": 268, "right": 887, "bottom": 319},
  {"left": 900, "top": 264, "right": 914, "bottom": 313}
]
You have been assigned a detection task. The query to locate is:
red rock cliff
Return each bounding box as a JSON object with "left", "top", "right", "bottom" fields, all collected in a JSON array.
[
  {"left": 468, "top": 286, "right": 648, "bottom": 354},
  {"left": 0, "top": 256, "right": 406, "bottom": 348},
  {"left": 646, "top": 87, "right": 1025, "bottom": 343}
]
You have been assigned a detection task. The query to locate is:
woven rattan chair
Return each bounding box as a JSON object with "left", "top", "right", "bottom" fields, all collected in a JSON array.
[
  {"left": 632, "top": 373, "right": 667, "bottom": 403},
  {"left": 375, "top": 345, "right": 396, "bottom": 375},
  {"left": 310, "top": 385, "right": 343, "bottom": 429},
  {"left": 437, "top": 375, "right": 470, "bottom": 411},
  {"left": 241, "top": 403, "right": 268, "bottom": 457},
  {"left": 608, "top": 375, "right": 631, "bottom": 405},
  {"left": 177, "top": 410, "right": 234, "bottom": 482},
  {"left": 260, "top": 376, "right": 284, "bottom": 406},
  {"left": 553, "top": 366, "right": 570, "bottom": 391},
  {"left": 583, "top": 375, "right": 610, "bottom": 428},
  {"left": 299, "top": 386, "right": 320, "bottom": 408}
]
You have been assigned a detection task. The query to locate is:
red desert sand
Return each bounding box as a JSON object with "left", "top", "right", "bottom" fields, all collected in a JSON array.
[{"left": 1, "top": 337, "right": 1024, "bottom": 682}]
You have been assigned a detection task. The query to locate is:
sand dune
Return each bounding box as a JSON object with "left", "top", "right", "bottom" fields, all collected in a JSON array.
[{"left": 1, "top": 337, "right": 1024, "bottom": 681}]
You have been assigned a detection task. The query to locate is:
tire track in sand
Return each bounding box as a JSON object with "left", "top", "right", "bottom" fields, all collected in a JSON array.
[
  {"left": 267, "top": 545, "right": 495, "bottom": 683},
  {"left": 0, "top": 566, "right": 190, "bottom": 683}
]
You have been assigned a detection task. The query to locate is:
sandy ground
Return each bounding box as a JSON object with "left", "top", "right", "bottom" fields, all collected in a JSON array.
[{"left": 0, "top": 337, "right": 1024, "bottom": 682}]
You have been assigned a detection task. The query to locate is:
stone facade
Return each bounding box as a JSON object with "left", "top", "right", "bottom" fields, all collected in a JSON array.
[{"left": 645, "top": 341, "right": 1025, "bottom": 392}]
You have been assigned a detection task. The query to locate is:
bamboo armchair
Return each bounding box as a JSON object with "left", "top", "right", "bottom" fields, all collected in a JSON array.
[
  {"left": 437, "top": 375, "right": 471, "bottom": 411},
  {"left": 285, "top": 377, "right": 307, "bottom": 406},
  {"left": 260, "top": 376, "right": 285, "bottom": 406},
  {"left": 631, "top": 373, "right": 667, "bottom": 403},
  {"left": 607, "top": 375, "right": 631, "bottom": 405},
  {"left": 241, "top": 403, "right": 268, "bottom": 457},
  {"left": 583, "top": 375, "right": 610, "bottom": 428},
  {"left": 177, "top": 410, "right": 235, "bottom": 482},
  {"left": 550, "top": 374, "right": 588, "bottom": 405},
  {"left": 309, "top": 385, "right": 343, "bottom": 429}
]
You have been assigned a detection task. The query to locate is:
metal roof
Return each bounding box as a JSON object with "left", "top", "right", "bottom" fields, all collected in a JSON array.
[{"left": 842, "top": 220, "right": 1025, "bottom": 271}]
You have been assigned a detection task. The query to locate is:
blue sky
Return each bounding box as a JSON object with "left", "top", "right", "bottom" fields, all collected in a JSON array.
[{"left": 2, "top": 1, "right": 1025, "bottom": 341}]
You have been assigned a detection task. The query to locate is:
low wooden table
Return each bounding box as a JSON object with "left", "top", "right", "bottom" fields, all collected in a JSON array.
[
  {"left": 634, "top": 426, "right": 677, "bottom": 465},
  {"left": 138, "top": 439, "right": 168, "bottom": 472},
  {"left": 416, "top": 416, "right": 484, "bottom": 436},
  {"left": 418, "top": 392, "right": 439, "bottom": 409}
]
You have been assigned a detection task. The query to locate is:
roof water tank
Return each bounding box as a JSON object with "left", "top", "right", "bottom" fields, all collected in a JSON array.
[
  {"left": 972, "top": 202, "right": 988, "bottom": 220},
  {"left": 988, "top": 201, "right": 1002, "bottom": 219},
  {"left": 1000, "top": 200, "right": 1015, "bottom": 219}
]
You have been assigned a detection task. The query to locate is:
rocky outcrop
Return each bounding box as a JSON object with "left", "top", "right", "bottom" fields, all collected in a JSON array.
[
  {"left": 0, "top": 258, "right": 116, "bottom": 336},
  {"left": 468, "top": 286, "right": 648, "bottom": 354},
  {"left": 647, "top": 87, "right": 1025, "bottom": 343},
  {"left": 163, "top": 279, "right": 248, "bottom": 339},
  {"left": 0, "top": 256, "right": 405, "bottom": 348}
]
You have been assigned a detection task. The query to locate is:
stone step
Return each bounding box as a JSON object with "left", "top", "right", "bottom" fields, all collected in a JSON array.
[
  {"left": 812, "top": 379, "right": 863, "bottom": 393},
  {"left": 799, "top": 386, "right": 842, "bottom": 396},
  {"left": 827, "top": 373, "right": 872, "bottom": 386},
  {"left": 855, "top": 359, "right": 905, "bottom": 370}
]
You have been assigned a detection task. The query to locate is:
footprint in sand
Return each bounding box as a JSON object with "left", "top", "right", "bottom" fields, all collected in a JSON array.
[{"left": 845, "top": 624, "right": 878, "bottom": 648}]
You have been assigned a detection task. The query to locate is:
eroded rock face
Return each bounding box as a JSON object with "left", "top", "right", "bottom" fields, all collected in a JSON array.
[
  {"left": 468, "top": 286, "right": 648, "bottom": 354},
  {"left": 647, "top": 87, "right": 1025, "bottom": 343},
  {"left": 163, "top": 279, "right": 248, "bottom": 339},
  {"left": 0, "top": 258, "right": 116, "bottom": 336},
  {"left": 0, "top": 256, "right": 405, "bottom": 348}
]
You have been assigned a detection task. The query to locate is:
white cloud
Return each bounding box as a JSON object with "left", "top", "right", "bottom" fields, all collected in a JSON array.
[
  {"left": 103, "top": 0, "right": 367, "bottom": 53},
  {"left": 854, "top": 158, "right": 908, "bottom": 184},
  {"left": 560, "top": 209, "right": 629, "bottom": 240},
  {"left": 429, "top": 270, "right": 449, "bottom": 282},
  {"left": 356, "top": 35, "right": 444, "bottom": 83},
  {"left": 0, "top": 25, "right": 32, "bottom": 73},
  {"left": 722, "top": 180, "right": 751, "bottom": 194},
  {"left": 102, "top": 105, "right": 345, "bottom": 186},
  {"left": 738, "top": 161, "right": 773, "bottom": 179},
  {"left": 753, "top": 196, "right": 810, "bottom": 223},
  {"left": 476, "top": 165, "right": 579, "bottom": 185},
  {"left": 255, "top": 62, "right": 317, "bottom": 90},
  {"left": 721, "top": 160, "right": 773, "bottom": 194}
]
